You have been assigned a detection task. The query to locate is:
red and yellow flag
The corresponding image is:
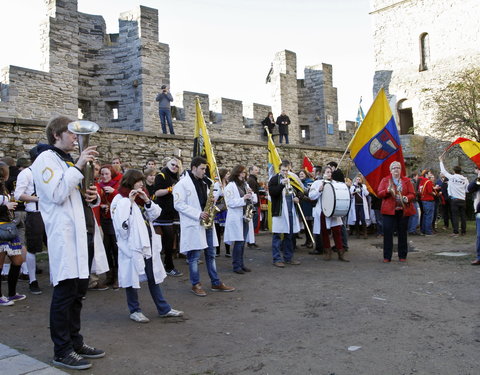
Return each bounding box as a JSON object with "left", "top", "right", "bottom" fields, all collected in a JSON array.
[{"left": 446, "top": 137, "right": 480, "bottom": 168}]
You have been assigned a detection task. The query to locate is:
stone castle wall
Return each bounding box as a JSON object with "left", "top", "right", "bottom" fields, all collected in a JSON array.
[
  {"left": 371, "top": 0, "right": 480, "bottom": 136},
  {"left": 0, "top": 118, "right": 346, "bottom": 182}
]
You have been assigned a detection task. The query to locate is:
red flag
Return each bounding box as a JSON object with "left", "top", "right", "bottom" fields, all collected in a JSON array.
[{"left": 302, "top": 156, "right": 314, "bottom": 173}]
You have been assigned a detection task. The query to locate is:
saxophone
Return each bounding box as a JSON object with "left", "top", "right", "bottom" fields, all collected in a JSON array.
[
  {"left": 243, "top": 182, "right": 255, "bottom": 222},
  {"left": 200, "top": 178, "right": 220, "bottom": 228}
]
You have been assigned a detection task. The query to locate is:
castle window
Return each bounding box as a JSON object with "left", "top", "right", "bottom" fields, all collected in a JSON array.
[
  {"left": 300, "top": 125, "right": 310, "bottom": 140},
  {"left": 419, "top": 33, "right": 430, "bottom": 72},
  {"left": 106, "top": 101, "right": 119, "bottom": 121},
  {"left": 78, "top": 100, "right": 91, "bottom": 120}
]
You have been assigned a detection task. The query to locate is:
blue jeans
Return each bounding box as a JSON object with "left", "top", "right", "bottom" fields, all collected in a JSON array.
[
  {"left": 159, "top": 108, "right": 174, "bottom": 134},
  {"left": 421, "top": 201, "right": 434, "bottom": 235},
  {"left": 341, "top": 219, "right": 348, "bottom": 248},
  {"left": 187, "top": 228, "right": 220, "bottom": 286},
  {"left": 272, "top": 195, "right": 294, "bottom": 262},
  {"left": 232, "top": 221, "right": 249, "bottom": 271},
  {"left": 476, "top": 214, "right": 480, "bottom": 261},
  {"left": 408, "top": 202, "right": 419, "bottom": 233},
  {"left": 125, "top": 257, "right": 171, "bottom": 315},
  {"left": 279, "top": 134, "right": 289, "bottom": 144}
]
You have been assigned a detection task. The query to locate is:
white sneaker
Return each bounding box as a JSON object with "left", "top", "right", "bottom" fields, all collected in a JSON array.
[
  {"left": 129, "top": 311, "right": 150, "bottom": 323},
  {"left": 160, "top": 308, "right": 184, "bottom": 318},
  {"left": 0, "top": 296, "right": 13, "bottom": 306}
]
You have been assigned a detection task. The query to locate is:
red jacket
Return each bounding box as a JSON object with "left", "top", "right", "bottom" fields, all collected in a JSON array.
[
  {"left": 419, "top": 179, "right": 435, "bottom": 201},
  {"left": 377, "top": 176, "right": 417, "bottom": 216}
]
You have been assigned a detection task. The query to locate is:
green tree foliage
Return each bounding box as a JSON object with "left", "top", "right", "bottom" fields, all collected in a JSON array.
[{"left": 434, "top": 68, "right": 480, "bottom": 141}]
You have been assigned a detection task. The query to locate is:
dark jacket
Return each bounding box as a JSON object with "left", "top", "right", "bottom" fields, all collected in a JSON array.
[
  {"left": 268, "top": 174, "right": 285, "bottom": 217},
  {"left": 276, "top": 115, "right": 291, "bottom": 135},
  {"left": 153, "top": 167, "right": 179, "bottom": 223},
  {"left": 247, "top": 174, "right": 260, "bottom": 207},
  {"left": 262, "top": 116, "right": 276, "bottom": 136}
]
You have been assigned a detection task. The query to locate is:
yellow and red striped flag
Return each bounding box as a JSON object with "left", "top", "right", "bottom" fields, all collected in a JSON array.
[{"left": 446, "top": 137, "right": 480, "bottom": 168}]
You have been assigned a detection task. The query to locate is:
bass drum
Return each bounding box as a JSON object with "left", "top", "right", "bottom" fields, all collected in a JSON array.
[{"left": 321, "top": 182, "right": 352, "bottom": 218}]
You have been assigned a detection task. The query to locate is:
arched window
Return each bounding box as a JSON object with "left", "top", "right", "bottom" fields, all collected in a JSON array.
[{"left": 419, "top": 32, "right": 429, "bottom": 71}]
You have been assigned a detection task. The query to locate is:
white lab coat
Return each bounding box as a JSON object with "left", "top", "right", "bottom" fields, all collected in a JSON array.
[
  {"left": 16, "top": 166, "right": 108, "bottom": 275},
  {"left": 271, "top": 191, "right": 300, "bottom": 234},
  {"left": 31, "top": 149, "right": 91, "bottom": 286},
  {"left": 223, "top": 181, "right": 257, "bottom": 244},
  {"left": 111, "top": 194, "right": 166, "bottom": 289},
  {"left": 309, "top": 179, "right": 343, "bottom": 234},
  {"left": 173, "top": 172, "right": 218, "bottom": 253},
  {"left": 347, "top": 184, "right": 371, "bottom": 225}
]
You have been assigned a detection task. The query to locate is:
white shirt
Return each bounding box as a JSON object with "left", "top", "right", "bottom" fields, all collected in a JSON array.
[
  {"left": 14, "top": 168, "right": 39, "bottom": 212},
  {"left": 439, "top": 161, "right": 468, "bottom": 200}
]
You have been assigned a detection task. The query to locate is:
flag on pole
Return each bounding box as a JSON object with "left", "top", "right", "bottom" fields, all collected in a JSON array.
[
  {"left": 446, "top": 137, "right": 480, "bottom": 168},
  {"left": 267, "top": 128, "right": 281, "bottom": 180},
  {"left": 356, "top": 97, "right": 365, "bottom": 127},
  {"left": 193, "top": 97, "right": 218, "bottom": 181},
  {"left": 302, "top": 156, "right": 314, "bottom": 173},
  {"left": 349, "top": 89, "right": 405, "bottom": 195}
]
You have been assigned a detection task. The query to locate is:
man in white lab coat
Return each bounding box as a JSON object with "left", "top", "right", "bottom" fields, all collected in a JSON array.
[
  {"left": 31, "top": 116, "right": 105, "bottom": 371},
  {"left": 174, "top": 156, "right": 235, "bottom": 297}
]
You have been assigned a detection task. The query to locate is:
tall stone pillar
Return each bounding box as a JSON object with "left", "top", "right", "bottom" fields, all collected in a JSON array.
[{"left": 270, "top": 50, "right": 299, "bottom": 144}]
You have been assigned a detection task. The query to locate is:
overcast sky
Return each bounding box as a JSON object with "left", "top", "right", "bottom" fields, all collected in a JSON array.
[{"left": 0, "top": 0, "right": 374, "bottom": 121}]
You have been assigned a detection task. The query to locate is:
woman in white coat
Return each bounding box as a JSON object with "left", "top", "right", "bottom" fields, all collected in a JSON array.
[
  {"left": 348, "top": 175, "right": 370, "bottom": 239},
  {"left": 111, "top": 169, "right": 183, "bottom": 323},
  {"left": 309, "top": 166, "right": 348, "bottom": 261},
  {"left": 224, "top": 165, "right": 257, "bottom": 274}
]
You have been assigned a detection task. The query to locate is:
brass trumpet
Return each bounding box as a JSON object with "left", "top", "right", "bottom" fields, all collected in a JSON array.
[{"left": 68, "top": 120, "right": 100, "bottom": 195}]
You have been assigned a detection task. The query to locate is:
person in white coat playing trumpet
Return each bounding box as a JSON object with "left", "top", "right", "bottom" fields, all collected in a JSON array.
[
  {"left": 224, "top": 165, "right": 257, "bottom": 274},
  {"left": 268, "top": 160, "right": 301, "bottom": 268},
  {"left": 111, "top": 169, "right": 183, "bottom": 324}
]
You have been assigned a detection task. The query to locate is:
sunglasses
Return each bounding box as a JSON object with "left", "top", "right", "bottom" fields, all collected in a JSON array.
[{"left": 170, "top": 163, "right": 179, "bottom": 168}]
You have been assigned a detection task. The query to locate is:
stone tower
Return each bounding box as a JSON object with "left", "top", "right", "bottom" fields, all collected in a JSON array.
[
  {"left": 269, "top": 50, "right": 299, "bottom": 144},
  {"left": 268, "top": 50, "right": 341, "bottom": 147},
  {"left": 371, "top": 0, "right": 480, "bottom": 136}
]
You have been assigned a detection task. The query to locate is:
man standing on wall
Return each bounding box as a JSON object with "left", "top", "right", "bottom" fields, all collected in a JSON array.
[
  {"left": 276, "top": 111, "right": 291, "bottom": 144},
  {"left": 31, "top": 116, "right": 105, "bottom": 370},
  {"left": 156, "top": 85, "right": 175, "bottom": 135}
]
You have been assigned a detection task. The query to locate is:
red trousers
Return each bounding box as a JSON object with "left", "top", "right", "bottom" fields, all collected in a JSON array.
[{"left": 320, "top": 213, "right": 343, "bottom": 250}]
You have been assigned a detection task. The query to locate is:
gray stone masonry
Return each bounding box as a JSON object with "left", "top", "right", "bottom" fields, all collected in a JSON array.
[
  {"left": 371, "top": 0, "right": 480, "bottom": 136},
  {"left": 1, "top": 118, "right": 475, "bottom": 183}
]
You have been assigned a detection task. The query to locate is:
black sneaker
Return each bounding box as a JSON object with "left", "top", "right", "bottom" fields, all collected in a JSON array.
[
  {"left": 75, "top": 343, "right": 105, "bottom": 359},
  {"left": 53, "top": 351, "right": 92, "bottom": 370},
  {"left": 29, "top": 280, "right": 42, "bottom": 295}
]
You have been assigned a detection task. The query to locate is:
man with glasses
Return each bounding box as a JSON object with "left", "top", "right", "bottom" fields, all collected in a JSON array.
[{"left": 153, "top": 157, "right": 183, "bottom": 277}]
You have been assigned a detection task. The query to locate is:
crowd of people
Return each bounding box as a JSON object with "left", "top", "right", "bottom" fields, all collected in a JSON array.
[{"left": 0, "top": 115, "right": 479, "bottom": 370}]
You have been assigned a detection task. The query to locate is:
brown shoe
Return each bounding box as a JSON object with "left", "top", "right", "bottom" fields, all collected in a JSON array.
[
  {"left": 285, "top": 260, "right": 301, "bottom": 265},
  {"left": 471, "top": 260, "right": 480, "bottom": 266},
  {"left": 273, "top": 262, "right": 285, "bottom": 268},
  {"left": 191, "top": 283, "right": 207, "bottom": 297},
  {"left": 211, "top": 283, "right": 235, "bottom": 292}
]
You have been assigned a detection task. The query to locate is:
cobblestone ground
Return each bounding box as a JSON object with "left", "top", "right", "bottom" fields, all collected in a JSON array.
[{"left": 1, "top": 225, "right": 479, "bottom": 375}]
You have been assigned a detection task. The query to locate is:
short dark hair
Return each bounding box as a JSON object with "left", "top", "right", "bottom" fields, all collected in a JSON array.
[
  {"left": 120, "top": 169, "right": 145, "bottom": 190},
  {"left": 453, "top": 166, "right": 462, "bottom": 174},
  {"left": 16, "top": 157, "right": 31, "bottom": 168},
  {"left": 280, "top": 160, "right": 291, "bottom": 168},
  {"left": 46, "top": 116, "right": 73, "bottom": 145},
  {"left": 191, "top": 156, "right": 207, "bottom": 169},
  {"left": 327, "top": 161, "right": 338, "bottom": 168}
]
